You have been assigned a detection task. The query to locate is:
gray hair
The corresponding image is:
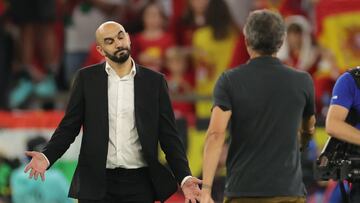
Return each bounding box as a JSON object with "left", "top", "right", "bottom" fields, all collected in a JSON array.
[{"left": 244, "top": 10, "right": 285, "bottom": 55}]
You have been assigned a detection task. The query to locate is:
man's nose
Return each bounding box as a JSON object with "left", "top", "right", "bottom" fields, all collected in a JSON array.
[{"left": 114, "top": 38, "right": 122, "bottom": 48}]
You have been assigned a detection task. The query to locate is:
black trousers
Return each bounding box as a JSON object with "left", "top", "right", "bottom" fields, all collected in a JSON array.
[{"left": 79, "top": 167, "right": 155, "bottom": 203}]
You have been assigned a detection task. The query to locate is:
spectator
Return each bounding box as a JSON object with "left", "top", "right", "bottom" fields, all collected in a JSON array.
[
  {"left": 131, "top": 2, "right": 175, "bottom": 72},
  {"left": 278, "top": 15, "right": 339, "bottom": 117},
  {"left": 278, "top": 15, "right": 319, "bottom": 75},
  {"left": 175, "top": 0, "right": 209, "bottom": 46},
  {"left": 64, "top": 0, "right": 124, "bottom": 85},
  {"left": 10, "top": 136, "right": 72, "bottom": 203},
  {"left": 192, "top": 0, "right": 239, "bottom": 119},
  {"left": 165, "top": 46, "right": 195, "bottom": 124},
  {"left": 9, "top": 0, "right": 59, "bottom": 108}
]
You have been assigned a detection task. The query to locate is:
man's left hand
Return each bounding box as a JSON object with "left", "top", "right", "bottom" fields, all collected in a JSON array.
[{"left": 181, "top": 177, "right": 202, "bottom": 203}]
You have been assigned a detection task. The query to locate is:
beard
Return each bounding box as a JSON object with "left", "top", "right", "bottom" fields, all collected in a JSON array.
[{"left": 104, "top": 47, "right": 131, "bottom": 64}]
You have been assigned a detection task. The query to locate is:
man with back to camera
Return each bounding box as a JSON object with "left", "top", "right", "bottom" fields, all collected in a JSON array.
[
  {"left": 326, "top": 68, "right": 360, "bottom": 202},
  {"left": 200, "top": 10, "right": 316, "bottom": 203},
  {"left": 23, "top": 21, "right": 201, "bottom": 203}
]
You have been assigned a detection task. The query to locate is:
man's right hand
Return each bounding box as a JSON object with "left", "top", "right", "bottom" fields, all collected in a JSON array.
[{"left": 24, "top": 151, "right": 49, "bottom": 181}]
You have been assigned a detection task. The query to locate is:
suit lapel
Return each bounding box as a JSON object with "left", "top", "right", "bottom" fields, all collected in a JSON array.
[
  {"left": 134, "top": 65, "right": 148, "bottom": 147},
  {"left": 97, "top": 63, "right": 109, "bottom": 140},
  {"left": 134, "top": 65, "right": 145, "bottom": 109}
]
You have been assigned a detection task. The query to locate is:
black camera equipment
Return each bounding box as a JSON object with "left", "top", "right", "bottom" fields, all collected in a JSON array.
[{"left": 315, "top": 67, "right": 360, "bottom": 203}]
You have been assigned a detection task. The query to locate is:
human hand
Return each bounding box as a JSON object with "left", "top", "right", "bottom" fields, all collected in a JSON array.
[
  {"left": 24, "top": 151, "right": 49, "bottom": 181},
  {"left": 181, "top": 177, "right": 202, "bottom": 203}
]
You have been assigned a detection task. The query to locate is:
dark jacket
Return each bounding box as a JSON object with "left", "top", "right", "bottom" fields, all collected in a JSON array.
[{"left": 42, "top": 62, "right": 191, "bottom": 201}]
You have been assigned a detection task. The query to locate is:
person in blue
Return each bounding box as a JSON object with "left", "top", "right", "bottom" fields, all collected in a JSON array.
[
  {"left": 10, "top": 136, "right": 73, "bottom": 203},
  {"left": 326, "top": 69, "right": 360, "bottom": 203}
]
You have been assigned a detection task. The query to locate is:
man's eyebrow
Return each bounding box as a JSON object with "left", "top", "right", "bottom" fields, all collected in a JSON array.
[{"left": 118, "top": 31, "right": 125, "bottom": 36}]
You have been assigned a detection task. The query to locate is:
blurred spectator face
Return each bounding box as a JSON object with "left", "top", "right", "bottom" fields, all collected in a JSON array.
[
  {"left": 166, "top": 48, "right": 187, "bottom": 75},
  {"left": 189, "top": 0, "right": 209, "bottom": 14},
  {"left": 143, "top": 4, "right": 165, "bottom": 30},
  {"left": 96, "top": 23, "right": 131, "bottom": 64},
  {"left": 287, "top": 24, "right": 303, "bottom": 50}
]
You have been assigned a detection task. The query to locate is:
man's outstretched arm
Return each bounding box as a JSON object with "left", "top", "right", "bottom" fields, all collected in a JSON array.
[{"left": 24, "top": 70, "right": 85, "bottom": 181}]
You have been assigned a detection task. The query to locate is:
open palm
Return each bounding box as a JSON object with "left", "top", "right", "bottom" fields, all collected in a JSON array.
[
  {"left": 182, "top": 177, "right": 202, "bottom": 203},
  {"left": 24, "top": 151, "right": 49, "bottom": 181}
]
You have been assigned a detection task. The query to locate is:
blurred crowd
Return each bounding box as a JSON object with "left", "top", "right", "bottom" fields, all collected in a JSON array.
[
  {"left": 1, "top": 0, "right": 360, "bottom": 202},
  {"left": 0, "top": 0, "right": 350, "bottom": 122}
]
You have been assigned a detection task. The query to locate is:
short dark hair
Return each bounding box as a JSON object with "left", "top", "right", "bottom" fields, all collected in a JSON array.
[{"left": 244, "top": 10, "right": 285, "bottom": 55}]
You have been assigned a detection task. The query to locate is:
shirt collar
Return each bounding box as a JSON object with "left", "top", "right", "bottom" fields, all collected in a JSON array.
[{"left": 105, "top": 58, "right": 136, "bottom": 77}]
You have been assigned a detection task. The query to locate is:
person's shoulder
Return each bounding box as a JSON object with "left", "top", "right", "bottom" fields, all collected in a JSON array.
[
  {"left": 218, "top": 67, "right": 242, "bottom": 84},
  {"left": 224, "top": 63, "right": 251, "bottom": 77},
  {"left": 336, "top": 71, "right": 356, "bottom": 87},
  {"left": 223, "top": 67, "right": 237, "bottom": 77},
  {"left": 74, "top": 62, "right": 106, "bottom": 79},
  {"left": 339, "top": 71, "right": 353, "bottom": 81},
  {"left": 282, "top": 65, "right": 312, "bottom": 79},
  {"left": 79, "top": 62, "right": 105, "bottom": 74}
]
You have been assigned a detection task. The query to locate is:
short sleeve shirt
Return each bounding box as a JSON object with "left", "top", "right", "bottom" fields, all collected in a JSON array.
[{"left": 213, "top": 56, "right": 315, "bottom": 197}]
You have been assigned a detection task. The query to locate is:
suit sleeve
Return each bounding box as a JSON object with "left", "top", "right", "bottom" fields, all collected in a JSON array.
[
  {"left": 158, "top": 75, "right": 191, "bottom": 184},
  {"left": 42, "top": 71, "right": 85, "bottom": 168}
]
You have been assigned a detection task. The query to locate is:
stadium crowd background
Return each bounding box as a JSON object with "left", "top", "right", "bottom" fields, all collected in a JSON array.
[{"left": 0, "top": 0, "right": 360, "bottom": 202}]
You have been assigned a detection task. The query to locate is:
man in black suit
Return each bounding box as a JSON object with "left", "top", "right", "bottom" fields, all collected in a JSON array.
[{"left": 24, "top": 21, "right": 201, "bottom": 203}]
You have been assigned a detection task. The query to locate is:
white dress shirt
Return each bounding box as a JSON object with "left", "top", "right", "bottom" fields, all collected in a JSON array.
[
  {"left": 105, "top": 60, "right": 191, "bottom": 185},
  {"left": 105, "top": 60, "right": 147, "bottom": 169}
]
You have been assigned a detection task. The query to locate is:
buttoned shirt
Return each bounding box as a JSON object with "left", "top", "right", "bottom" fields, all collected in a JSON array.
[{"left": 105, "top": 59, "right": 147, "bottom": 168}]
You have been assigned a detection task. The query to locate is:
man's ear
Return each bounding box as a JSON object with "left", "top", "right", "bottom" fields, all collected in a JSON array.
[{"left": 96, "top": 45, "right": 105, "bottom": 57}]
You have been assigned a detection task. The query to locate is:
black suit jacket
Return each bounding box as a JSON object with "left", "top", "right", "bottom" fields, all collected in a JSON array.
[{"left": 42, "top": 63, "right": 191, "bottom": 201}]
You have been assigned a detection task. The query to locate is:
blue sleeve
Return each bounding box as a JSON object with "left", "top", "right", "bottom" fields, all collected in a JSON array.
[{"left": 330, "top": 72, "right": 356, "bottom": 110}]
